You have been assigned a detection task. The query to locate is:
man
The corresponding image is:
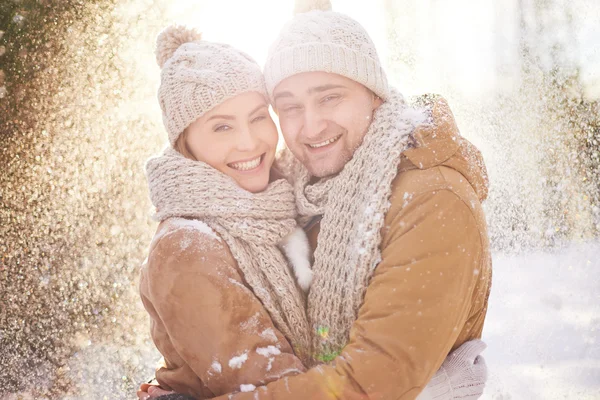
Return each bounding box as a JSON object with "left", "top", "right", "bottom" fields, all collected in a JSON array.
[
  {"left": 214, "top": 3, "right": 491, "bottom": 399},
  {"left": 142, "top": 2, "right": 491, "bottom": 399}
]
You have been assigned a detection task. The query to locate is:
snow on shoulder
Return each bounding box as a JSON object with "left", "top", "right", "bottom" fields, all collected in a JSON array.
[
  {"left": 167, "top": 218, "right": 220, "bottom": 240},
  {"left": 151, "top": 218, "right": 221, "bottom": 251}
]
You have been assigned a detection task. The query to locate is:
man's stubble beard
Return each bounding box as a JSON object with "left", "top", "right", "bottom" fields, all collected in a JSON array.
[
  {"left": 307, "top": 139, "right": 364, "bottom": 179},
  {"left": 298, "top": 116, "right": 374, "bottom": 179}
]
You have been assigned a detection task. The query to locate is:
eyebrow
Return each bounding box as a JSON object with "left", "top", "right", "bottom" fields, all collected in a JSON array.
[
  {"left": 248, "top": 103, "right": 268, "bottom": 116},
  {"left": 207, "top": 114, "right": 235, "bottom": 122},
  {"left": 307, "top": 84, "right": 346, "bottom": 94},
  {"left": 206, "top": 103, "right": 268, "bottom": 122},
  {"left": 273, "top": 84, "right": 346, "bottom": 102}
]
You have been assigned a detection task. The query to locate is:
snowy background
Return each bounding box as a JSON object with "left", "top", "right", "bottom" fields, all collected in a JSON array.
[
  {"left": 484, "top": 242, "right": 600, "bottom": 399},
  {"left": 1, "top": 0, "right": 599, "bottom": 399}
]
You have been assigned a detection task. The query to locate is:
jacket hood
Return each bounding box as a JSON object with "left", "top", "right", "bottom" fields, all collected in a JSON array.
[{"left": 402, "top": 96, "right": 489, "bottom": 202}]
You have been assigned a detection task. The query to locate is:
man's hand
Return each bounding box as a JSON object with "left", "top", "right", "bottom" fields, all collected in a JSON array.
[{"left": 417, "top": 340, "right": 488, "bottom": 400}]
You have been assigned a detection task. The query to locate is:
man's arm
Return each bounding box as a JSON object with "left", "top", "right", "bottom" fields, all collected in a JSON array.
[{"left": 211, "top": 186, "right": 484, "bottom": 400}]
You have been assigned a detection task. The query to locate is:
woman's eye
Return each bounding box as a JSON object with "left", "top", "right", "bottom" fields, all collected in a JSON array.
[
  {"left": 251, "top": 115, "right": 267, "bottom": 123},
  {"left": 214, "top": 125, "right": 231, "bottom": 132}
]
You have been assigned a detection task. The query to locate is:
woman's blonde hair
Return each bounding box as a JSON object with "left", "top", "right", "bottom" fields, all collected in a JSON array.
[{"left": 174, "top": 128, "right": 197, "bottom": 160}]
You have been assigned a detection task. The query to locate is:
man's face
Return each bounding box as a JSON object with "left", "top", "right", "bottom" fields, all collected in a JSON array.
[{"left": 272, "top": 72, "right": 382, "bottom": 178}]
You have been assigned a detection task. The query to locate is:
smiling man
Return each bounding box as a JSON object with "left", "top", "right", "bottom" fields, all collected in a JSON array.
[
  {"left": 273, "top": 75, "right": 382, "bottom": 178},
  {"left": 207, "top": 2, "right": 493, "bottom": 399}
]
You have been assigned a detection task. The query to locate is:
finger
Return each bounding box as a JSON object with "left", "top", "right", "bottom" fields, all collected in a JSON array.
[
  {"left": 474, "top": 354, "right": 487, "bottom": 366},
  {"left": 147, "top": 385, "right": 169, "bottom": 393},
  {"left": 148, "top": 386, "right": 175, "bottom": 398},
  {"left": 137, "top": 390, "right": 150, "bottom": 400},
  {"left": 140, "top": 383, "right": 151, "bottom": 392},
  {"left": 473, "top": 355, "right": 489, "bottom": 381},
  {"left": 469, "top": 339, "right": 487, "bottom": 354}
]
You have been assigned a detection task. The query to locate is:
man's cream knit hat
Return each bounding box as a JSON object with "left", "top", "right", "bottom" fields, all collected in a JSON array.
[
  {"left": 264, "top": 0, "right": 390, "bottom": 101},
  {"left": 156, "top": 25, "right": 268, "bottom": 146}
]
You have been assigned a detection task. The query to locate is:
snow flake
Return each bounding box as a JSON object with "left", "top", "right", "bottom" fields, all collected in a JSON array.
[
  {"left": 211, "top": 360, "right": 222, "bottom": 374},
  {"left": 229, "top": 351, "right": 249, "bottom": 369},
  {"left": 256, "top": 345, "right": 281, "bottom": 358},
  {"left": 240, "top": 384, "right": 256, "bottom": 392},
  {"left": 259, "top": 328, "right": 278, "bottom": 343},
  {"left": 240, "top": 313, "right": 261, "bottom": 332}
]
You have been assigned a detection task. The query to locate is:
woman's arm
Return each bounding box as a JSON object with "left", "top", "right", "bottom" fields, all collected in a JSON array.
[{"left": 141, "top": 226, "right": 306, "bottom": 398}]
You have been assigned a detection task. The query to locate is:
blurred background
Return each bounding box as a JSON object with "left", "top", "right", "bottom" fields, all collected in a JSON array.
[{"left": 0, "top": 0, "right": 598, "bottom": 398}]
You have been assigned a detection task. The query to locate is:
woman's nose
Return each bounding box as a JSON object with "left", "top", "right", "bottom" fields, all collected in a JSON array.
[{"left": 236, "top": 126, "right": 259, "bottom": 152}]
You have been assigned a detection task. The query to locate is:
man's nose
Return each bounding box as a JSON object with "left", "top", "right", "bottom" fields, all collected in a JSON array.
[{"left": 302, "top": 108, "right": 328, "bottom": 140}]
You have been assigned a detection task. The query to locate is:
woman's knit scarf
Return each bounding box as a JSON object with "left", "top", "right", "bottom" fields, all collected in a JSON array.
[
  {"left": 146, "top": 148, "right": 313, "bottom": 364},
  {"left": 278, "top": 89, "right": 429, "bottom": 361}
]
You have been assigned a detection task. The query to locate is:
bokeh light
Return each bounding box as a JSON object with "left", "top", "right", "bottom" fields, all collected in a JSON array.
[{"left": 1, "top": 0, "right": 598, "bottom": 398}]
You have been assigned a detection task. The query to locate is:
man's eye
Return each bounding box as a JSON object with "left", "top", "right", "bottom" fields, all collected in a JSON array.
[
  {"left": 251, "top": 115, "right": 267, "bottom": 123},
  {"left": 322, "top": 95, "right": 340, "bottom": 103},
  {"left": 214, "top": 125, "right": 231, "bottom": 132},
  {"left": 283, "top": 105, "right": 301, "bottom": 112}
]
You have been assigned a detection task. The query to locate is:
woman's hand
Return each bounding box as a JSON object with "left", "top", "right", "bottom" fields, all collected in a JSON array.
[{"left": 137, "top": 382, "right": 175, "bottom": 399}]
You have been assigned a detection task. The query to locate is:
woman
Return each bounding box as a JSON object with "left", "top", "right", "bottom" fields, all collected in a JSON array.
[
  {"left": 138, "top": 25, "right": 486, "bottom": 400},
  {"left": 139, "top": 25, "right": 314, "bottom": 399}
]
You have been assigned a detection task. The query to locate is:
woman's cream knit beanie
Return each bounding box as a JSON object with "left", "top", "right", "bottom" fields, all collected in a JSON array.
[
  {"left": 156, "top": 25, "right": 268, "bottom": 146},
  {"left": 264, "top": 0, "right": 390, "bottom": 101}
]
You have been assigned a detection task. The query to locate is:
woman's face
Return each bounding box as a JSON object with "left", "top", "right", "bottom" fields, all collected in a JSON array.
[{"left": 184, "top": 91, "right": 278, "bottom": 193}]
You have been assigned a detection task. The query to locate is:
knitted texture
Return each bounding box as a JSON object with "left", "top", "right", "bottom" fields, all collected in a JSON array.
[
  {"left": 145, "top": 148, "right": 313, "bottom": 365},
  {"left": 156, "top": 25, "right": 267, "bottom": 146},
  {"left": 416, "top": 340, "right": 488, "bottom": 400},
  {"left": 264, "top": 8, "right": 389, "bottom": 101},
  {"left": 277, "top": 88, "right": 429, "bottom": 360}
]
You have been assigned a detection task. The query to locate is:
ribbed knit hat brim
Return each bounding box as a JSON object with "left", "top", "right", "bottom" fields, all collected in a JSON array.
[{"left": 264, "top": 9, "right": 389, "bottom": 101}]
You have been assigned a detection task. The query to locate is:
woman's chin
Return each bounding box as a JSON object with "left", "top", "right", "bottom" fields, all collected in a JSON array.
[{"left": 237, "top": 177, "right": 270, "bottom": 193}]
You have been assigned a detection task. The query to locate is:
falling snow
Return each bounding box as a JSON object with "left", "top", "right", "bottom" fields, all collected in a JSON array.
[{"left": 0, "top": 0, "right": 598, "bottom": 399}]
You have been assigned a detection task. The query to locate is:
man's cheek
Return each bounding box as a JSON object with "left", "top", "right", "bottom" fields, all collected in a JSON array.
[
  {"left": 281, "top": 125, "right": 302, "bottom": 147},
  {"left": 349, "top": 112, "right": 370, "bottom": 130}
]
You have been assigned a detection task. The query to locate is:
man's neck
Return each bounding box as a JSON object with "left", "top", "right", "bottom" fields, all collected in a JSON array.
[{"left": 309, "top": 171, "right": 342, "bottom": 185}]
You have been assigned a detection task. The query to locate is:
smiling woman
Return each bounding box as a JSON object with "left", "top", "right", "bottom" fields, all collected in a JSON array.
[
  {"left": 139, "top": 23, "right": 315, "bottom": 399},
  {"left": 177, "top": 92, "right": 278, "bottom": 193}
]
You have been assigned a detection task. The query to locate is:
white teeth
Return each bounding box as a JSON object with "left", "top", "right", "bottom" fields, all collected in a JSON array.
[
  {"left": 229, "top": 156, "right": 262, "bottom": 171},
  {"left": 308, "top": 135, "right": 341, "bottom": 148}
]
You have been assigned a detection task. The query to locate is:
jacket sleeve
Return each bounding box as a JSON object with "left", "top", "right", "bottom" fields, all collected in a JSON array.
[
  {"left": 145, "top": 227, "right": 306, "bottom": 397},
  {"left": 210, "top": 186, "right": 484, "bottom": 400}
]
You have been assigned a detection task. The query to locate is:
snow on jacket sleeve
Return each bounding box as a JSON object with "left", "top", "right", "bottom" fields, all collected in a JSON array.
[
  {"left": 209, "top": 170, "right": 485, "bottom": 400},
  {"left": 140, "top": 224, "right": 306, "bottom": 398}
]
